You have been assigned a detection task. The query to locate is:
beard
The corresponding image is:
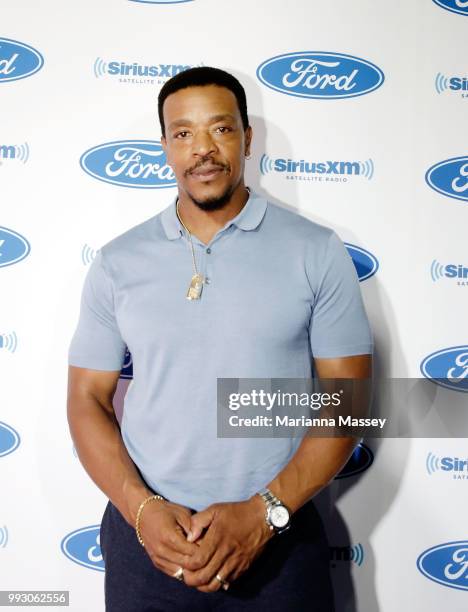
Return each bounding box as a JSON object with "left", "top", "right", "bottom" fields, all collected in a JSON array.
[{"left": 187, "top": 180, "right": 238, "bottom": 211}]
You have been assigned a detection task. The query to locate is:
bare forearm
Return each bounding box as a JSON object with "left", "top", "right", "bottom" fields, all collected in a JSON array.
[
  {"left": 264, "top": 435, "right": 357, "bottom": 514},
  {"left": 67, "top": 395, "right": 152, "bottom": 526}
]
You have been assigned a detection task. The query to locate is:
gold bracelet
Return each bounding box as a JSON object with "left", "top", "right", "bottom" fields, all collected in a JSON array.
[{"left": 135, "top": 494, "right": 165, "bottom": 547}]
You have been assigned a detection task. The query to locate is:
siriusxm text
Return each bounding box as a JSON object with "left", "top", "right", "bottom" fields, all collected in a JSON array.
[
  {"left": 107, "top": 62, "right": 190, "bottom": 77},
  {"left": 273, "top": 159, "right": 362, "bottom": 175}
]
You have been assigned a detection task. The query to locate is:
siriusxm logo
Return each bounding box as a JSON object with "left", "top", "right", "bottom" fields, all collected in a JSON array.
[
  {"left": 0, "top": 38, "right": 43, "bottom": 83},
  {"left": 336, "top": 443, "right": 373, "bottom": 479},
  {"left": 417, "top": 541, "right": 468, "bottom": 591},
  {"left": 421, "top": 346, "right": 468, "bottom": 392},
  {"left": 0, "top": 525, "right": 8, "bottom": 548},
  {"left": 0, "top": 331, "right": 18, "bottom": 353},
  {"left": 426, "top": 452, "right": 468, "bottom": 479},
  {"left": 0, "top": 422, "right": 20, "bottom": 457},
  {"left": 80, "top": 140, "right": 176, "bottom": 189},
  {"left": 61, "top": 526, "right": 104, "bottom": 571},
  {"left": 257, "top": 52, "right": 384, "bottom": 99},
  {"left": 432, "top": 0, "right": 468, "bottom": 16},
  {"left": 426, "top": 156, "right": 468, "bottom": 202},
  {"left": 330, "top": 544, "right": 364, "bottom": 568},
  {"left": 93, "top": 58, "right": 195, "bottom": 85},
  {"left": 260, "top": 155, "right": 374, "bottom": 183},
  {"left": 0, "top": 143, "right": 29, "bottom": 164},
  {"left": 345, "top": 244, "right": 379, "bottom": 282},
  {"left": 81, "top": 244, "right": 97, "bottom": 266},
  {"left": 435, "top": 72, "right": 468, "bottom": 97},
  {"left": 0, "top": 226, "right": 31, "bottom": 268},
  {"left": 431, "top": 260, "right": 468, "bottom": 286}
]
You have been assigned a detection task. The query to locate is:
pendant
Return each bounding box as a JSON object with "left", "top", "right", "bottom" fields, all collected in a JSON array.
[{"left": 186, "top": 273, "right": 204, "bottom": 300}]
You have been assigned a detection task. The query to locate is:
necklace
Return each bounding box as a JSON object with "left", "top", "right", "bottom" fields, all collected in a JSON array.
[{"left": 176, "top": 199, "right": 204, "bottom": 300}]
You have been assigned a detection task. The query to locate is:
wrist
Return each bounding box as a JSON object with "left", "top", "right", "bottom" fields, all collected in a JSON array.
[
  {"left": 248, "top": 494, "right": 274, "bottom": 539},
  {"left": 125, "top": 484, "right": 158, "bottom": 525}
]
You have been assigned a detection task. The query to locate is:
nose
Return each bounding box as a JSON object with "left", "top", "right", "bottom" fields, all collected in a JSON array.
[{"left": 192, "top": 129, "right": 217, "bottom": 157}]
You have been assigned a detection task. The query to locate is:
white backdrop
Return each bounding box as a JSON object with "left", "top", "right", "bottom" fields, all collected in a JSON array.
[{"left": 1, "top": 1, "right": 467, "bottom": 610}]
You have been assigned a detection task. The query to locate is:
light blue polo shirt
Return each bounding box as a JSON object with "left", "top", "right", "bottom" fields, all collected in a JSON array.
[{"left": 68, "top": 190, "right": 373, "bottom": 510}]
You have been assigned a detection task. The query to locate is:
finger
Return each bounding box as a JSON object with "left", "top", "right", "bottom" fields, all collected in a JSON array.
[
  {"left": 196, "top": 563, "right": 233, "bottom": 593},
  {"left": 184, "top": 522, "right": 221, "bottom": 570},
  {"left": 148, "top": 539, "right": 193, "bottom": 569},
  {"left": 151, "top": 555, "right": 186, "bottom": 582},
  {"left": 187, "top": 508, "right": 214, "bottom": 542},
  {"left": 174, "top": 509, "right": 193, "bottom": 536},
  {"left": 184, "top": 546, "right": 230, "bottom": 588},
  {"left": 160, "top": 522, "right": 199, "bottom": 557}
]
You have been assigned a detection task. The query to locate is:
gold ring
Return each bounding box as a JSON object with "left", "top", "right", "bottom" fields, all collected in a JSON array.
[
  {"left": 215, "top": 573, "right": 229, "bottom": 590},
  {"left": 173, "top": 567, "right": 184, "bottom": 582}
]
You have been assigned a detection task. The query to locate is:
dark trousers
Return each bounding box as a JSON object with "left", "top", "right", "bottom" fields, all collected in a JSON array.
[{"left": 100, "top": 497, "right": 335, "bottom": 612}]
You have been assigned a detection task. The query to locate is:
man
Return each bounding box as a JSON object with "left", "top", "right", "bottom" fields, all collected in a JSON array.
[{"left": 67, "top": 66, "right": 373, "bottom": 611}]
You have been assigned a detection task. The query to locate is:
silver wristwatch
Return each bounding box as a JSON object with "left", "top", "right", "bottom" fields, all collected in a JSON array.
[{"left": 257, "top": 488, "right": 291, "bottom": 534}]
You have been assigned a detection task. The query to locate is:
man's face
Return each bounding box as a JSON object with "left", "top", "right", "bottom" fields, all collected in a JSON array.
[{"left": 161, "top": 84, "right": 252, "bottom": 210}]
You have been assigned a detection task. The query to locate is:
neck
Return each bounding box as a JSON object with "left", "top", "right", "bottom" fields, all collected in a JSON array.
[{"left": 176, "top": 181, "right": 250, "bottom": 245}]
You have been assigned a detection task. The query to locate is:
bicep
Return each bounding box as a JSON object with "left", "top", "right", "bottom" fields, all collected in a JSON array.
[
  {"left": 67, "top": 365, "right": 121, "bottom": 416},
  {"left": 313, "top": 354, "right": 372, "bottom": 379}
]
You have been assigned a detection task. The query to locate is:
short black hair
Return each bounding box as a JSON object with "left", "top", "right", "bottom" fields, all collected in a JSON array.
[{"left": 158, "top": 66, "right": 249, "bottom": 137}]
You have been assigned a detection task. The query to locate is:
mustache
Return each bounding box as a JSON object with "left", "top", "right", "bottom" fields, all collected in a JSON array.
[{"left": 185, "top": 157, "right": 231, "bottom": 176}]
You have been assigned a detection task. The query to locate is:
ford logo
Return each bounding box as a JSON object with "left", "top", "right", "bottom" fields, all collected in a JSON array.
[
  {"left": 80, "top": 140, "right": 176, "bottom": 189},
  {"left": 0, "top": 422, "right": 20, "bottom": 457},
  {"left": 417, "top": 541, "right": 468, "bottom": 590},
  {"left": 336, "top": 443, "right": 373, "bottom": 479},
  {"left": 256, "top": 52, "right": 384, "bottom": 99},
  {"left": 432, "top": 0, "right": 468, "bottom": 16},
  {"left": 345, "top": 243, "right": 379, "bottom": 281},
  {"left": 61, "top": 526, "right": 104, "bottom": 571},
  {"left": 0, "top": 38, "right": 44, "bottom": 83},
  {"left": 120, "top": 347, "right": 133, "bottom": 380},
  {"left": 0, "top": 227, "right": 31, "bottom": 268},
  {"left": 421, "top": 346, "right": 468, "bottom": 392},
  {"left": 425, "top": 156, "right": 468, "bottom": 202}
]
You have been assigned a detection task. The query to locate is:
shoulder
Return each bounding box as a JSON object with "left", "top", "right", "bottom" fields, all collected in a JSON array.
[{"left": 263, "top": 199, "right": 335, "bottom": 251}]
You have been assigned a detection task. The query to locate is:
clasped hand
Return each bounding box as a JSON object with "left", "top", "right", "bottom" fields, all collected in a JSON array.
[{"left": 140, "top": 497, "right": 273, "bottom": 592}]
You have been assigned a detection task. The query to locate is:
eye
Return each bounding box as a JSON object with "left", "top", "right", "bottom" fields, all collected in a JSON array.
[
  {"left": 216, "top": 126, "right": 232, "bottom": 134},
  {"left": 175, "top": 130, "right": 190, "bottom": 139}
]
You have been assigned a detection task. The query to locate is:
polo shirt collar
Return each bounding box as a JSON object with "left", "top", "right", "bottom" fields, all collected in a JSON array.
[{"left": 160, "top": 190, "right": 267, "bottom": 241}]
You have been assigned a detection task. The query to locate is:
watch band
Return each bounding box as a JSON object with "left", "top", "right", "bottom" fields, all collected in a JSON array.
[{"left": 257, "top": 488, "right": 291, "bottom": 534}]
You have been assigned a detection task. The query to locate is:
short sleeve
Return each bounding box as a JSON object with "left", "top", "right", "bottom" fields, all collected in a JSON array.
[
  {"left": 68, "top": 250, "right": 127, "bottom": 370},
  {"left": 309, "top": 231, "right": 374, "bottom": 358}
]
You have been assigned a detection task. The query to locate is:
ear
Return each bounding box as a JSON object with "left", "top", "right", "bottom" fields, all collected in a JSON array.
[{"left": 244, "top": 125, "right": 253, "bottom": 158}]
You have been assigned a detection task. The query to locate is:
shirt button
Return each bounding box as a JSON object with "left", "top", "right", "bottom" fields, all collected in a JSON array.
[
  {"left": 205, "top": 277, "right": 211, "bottom": 284},
  {"left": 206, "top": 248, "right": 212, "bottom": 254}
]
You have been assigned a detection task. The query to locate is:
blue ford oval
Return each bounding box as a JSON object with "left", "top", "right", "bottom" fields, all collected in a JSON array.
[
  {"left": 256, "top": 52, "right": 384, "bottom": 99},
  {"left": 0, "top": 422, "right": 21, "bottom": 457},
  {"left": 420, "top": 346, "right": 468, "bottom": 392},
  {"left": 432, "top": 0, "right": 468, "bottom": 16},
  {"left": 0, "top": 227, "right": 31, "bottom": 268},
  {"left": 61, "top": 526, "right": 104, "bottom": 571},
  {"left": 80, "top": 140, "right": 176, "bottom": 189},
  {"left": 336, "top": 443, "right": 373, "bottom": 479},
  {"left": 425, "top": 156, "right": 468, "bottom": 202},
  {"left": 120, "top": 347, "right": 133, "bottom": 380},
  {"left": 0, "top": 38, "right": 44, "bottom": 83},
  {"left": 345, "top": 243, "right": 379, "bottom": 281},
  {"left": 417, "top": 541, "right": 468, "bottom": 590}
]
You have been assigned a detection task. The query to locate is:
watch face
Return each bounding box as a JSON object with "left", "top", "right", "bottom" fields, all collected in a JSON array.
[{"left": 270, "top": 505, "right": 290, "bottom": 528}]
